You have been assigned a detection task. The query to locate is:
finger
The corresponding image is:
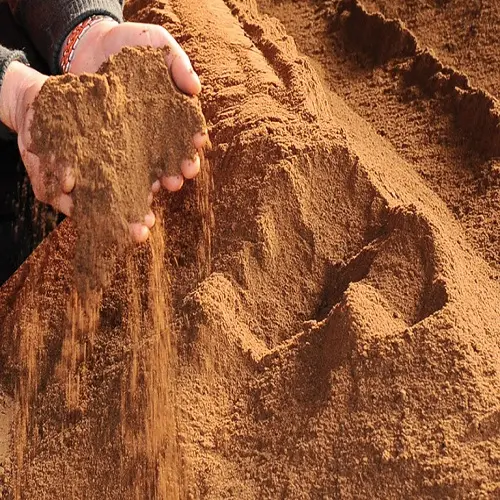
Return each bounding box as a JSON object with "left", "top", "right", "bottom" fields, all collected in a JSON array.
[
  {"left": 161, "top": 174, "right": 184, "bottom": 192},
  {"left": 148, "top": 25, "right": 201, "bottom": 95},
  {"left": 129, "top": 223, "right": 150, "bottom": 243},
  {"left": 169, "top": 53, "right": 201, "bottom": 96},
  {"left": 61, "top": 167, "right": 76, "bottom": 194},
  {"left": 148, "top": 192, "right": 154, "bottom": 205},
  {"left": 144, "top": 211, "right": 155, "bottom": 229},
  {"left": 20, "top": 129, "right": 73, "bottom": 211},
  {"left": 51, "top": 193, "right": 74, "bottom": 217},
  {"left": 194, "top": 131, "right": 209, "bottom": 149},
  {"left": 181, "top": 154, "right": 201, "bottom": 179},
  {"left": 152, "top": 180, "right": 161, "bottom": 194}
]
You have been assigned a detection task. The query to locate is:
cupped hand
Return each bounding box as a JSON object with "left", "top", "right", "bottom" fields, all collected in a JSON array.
[
  {"left": 69, "top": 19, "right": 209, "bottom": 165},
  {"left": 0, "top": 62, "right": 158, "bottom": 243},
  {"left": 0, "top": 62, "right": 156, "bottom": 242},
  {"left": 68, "top": 20, "right": 208, "bottom": 241}
]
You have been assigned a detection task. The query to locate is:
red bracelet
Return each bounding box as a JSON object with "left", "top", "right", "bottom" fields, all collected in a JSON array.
[{"left": 60, "top": 15, "right": 113, "bottom": 74}]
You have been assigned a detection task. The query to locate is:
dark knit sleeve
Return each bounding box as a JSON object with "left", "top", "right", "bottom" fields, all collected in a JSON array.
[
  {"left": 8, "top": 0, "right": 124, "bottom": 75},
  {"left": 0, "top": 45, "right": 29, "bottom": 140}
]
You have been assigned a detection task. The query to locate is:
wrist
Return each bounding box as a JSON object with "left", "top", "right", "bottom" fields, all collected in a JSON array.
[
  {"left": 59, "top": 16, "right": 119, "bottom": 74},
  {"left": 0, "top": 62, "right": 46, "bottom": 133}
]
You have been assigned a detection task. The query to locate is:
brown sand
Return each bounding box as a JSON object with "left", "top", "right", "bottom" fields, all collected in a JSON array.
[
  {"left": 264, "top": 0, "right": 500, "bottom": 276},
  {"left": 0, "top": 0, "right": 499, "bottom": 498}
]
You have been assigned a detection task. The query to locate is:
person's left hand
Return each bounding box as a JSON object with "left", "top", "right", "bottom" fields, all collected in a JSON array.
[{"left": 67, "top": 19, "right": 209, "bottom": 242}]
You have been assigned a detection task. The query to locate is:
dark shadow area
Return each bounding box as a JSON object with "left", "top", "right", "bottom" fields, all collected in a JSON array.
[{"left": 0, "top": 5, "right": 58, "bottom": 287}]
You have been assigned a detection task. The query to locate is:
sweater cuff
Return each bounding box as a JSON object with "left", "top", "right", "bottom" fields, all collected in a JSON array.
[
  {"left": 0, "top": 47, "right": 29, "bottom": 140},
  {"left": 12, "top": 1, "right": 124, "bottom": 75}
]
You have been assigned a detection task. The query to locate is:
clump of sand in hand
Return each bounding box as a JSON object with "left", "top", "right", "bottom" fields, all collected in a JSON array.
[{"left": 30, "top": 47, "right": 206, "bottom": 297}]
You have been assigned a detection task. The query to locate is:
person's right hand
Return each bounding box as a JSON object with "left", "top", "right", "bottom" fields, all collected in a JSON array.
[{"left": 0, "top": 61, "right": 155, "bottom": 241}]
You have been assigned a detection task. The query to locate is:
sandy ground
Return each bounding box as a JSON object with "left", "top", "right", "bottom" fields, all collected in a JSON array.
[{"left": 0, "top": 0, "right": 499, "bottom": 498}]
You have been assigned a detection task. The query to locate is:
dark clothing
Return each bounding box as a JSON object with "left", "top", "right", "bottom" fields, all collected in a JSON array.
[
  {"left": 0, "top": 45, "right": 27, "bottom": 93},
  {"left": 0, "top": 141, "right": 59, "bottom": 286},
  {"left": 0, "top": 5, "right": 53, "bottom": 284},
  {"left": 0, "top": 0, "right": 124, "bottom": 137},
  {"left": 0, "top": 0, "right": 124, "bottom": 284},
  {"left": 7, "top": 0, "right": 124, "bottom": 74}
]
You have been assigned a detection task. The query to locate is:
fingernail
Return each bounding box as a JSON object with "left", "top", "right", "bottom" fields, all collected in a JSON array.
[
  {"left": 145, "top": 212, "right": 155, "bottom": 228},
  {"left": 140, "top": 226, "right": 149, "bottom": 242},
  {"left": 152, "top": 180, "right": 161, "bottom": 194}
]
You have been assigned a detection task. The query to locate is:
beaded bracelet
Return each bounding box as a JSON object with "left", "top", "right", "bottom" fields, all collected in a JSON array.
[{"left": 60, "top": 15, "right": 113, "bottom": 74}]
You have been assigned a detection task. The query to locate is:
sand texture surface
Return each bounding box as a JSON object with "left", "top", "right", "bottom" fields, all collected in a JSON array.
[{"left": 0, "top": 0, "right": 499, "bottom": 498}]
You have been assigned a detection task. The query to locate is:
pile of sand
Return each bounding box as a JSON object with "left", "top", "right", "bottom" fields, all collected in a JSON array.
[{"left": 0, "top": 0, "right": 499, "bottom": 498}]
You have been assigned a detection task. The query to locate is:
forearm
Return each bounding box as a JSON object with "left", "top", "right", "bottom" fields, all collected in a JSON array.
[
  {"left": 8, "top": 0, "right": 124, "bottom": 74},
  {"left": 0, "top": 45, "right": 28, "bottom": 139}
]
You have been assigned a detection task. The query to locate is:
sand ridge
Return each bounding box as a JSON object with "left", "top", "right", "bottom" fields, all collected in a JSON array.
[{"left": 261, "top": 0, "right": 500, "bottom": 276}]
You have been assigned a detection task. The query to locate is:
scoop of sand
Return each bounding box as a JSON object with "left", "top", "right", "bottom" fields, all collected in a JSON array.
[{"left": 30, "top": 46, "right": 206, "bottom": 298}]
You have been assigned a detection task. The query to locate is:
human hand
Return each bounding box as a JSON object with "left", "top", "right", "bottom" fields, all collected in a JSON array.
[
  {"left": 62, "top": 19, "right": 208, "bottom": 242},
  {"left": 0, "top": 61, "right": 75, "bottom": 216},
  {"left": 0, "top": 62, "right": 158, "bottom": 242}
]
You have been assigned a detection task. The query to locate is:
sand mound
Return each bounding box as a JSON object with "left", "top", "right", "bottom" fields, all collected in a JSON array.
[
  {"left": 262, "top": 0, "right": 500, "bottom": 275},
  {"left": 0, "top": 0, "right": 499, "bottom": 498}
]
